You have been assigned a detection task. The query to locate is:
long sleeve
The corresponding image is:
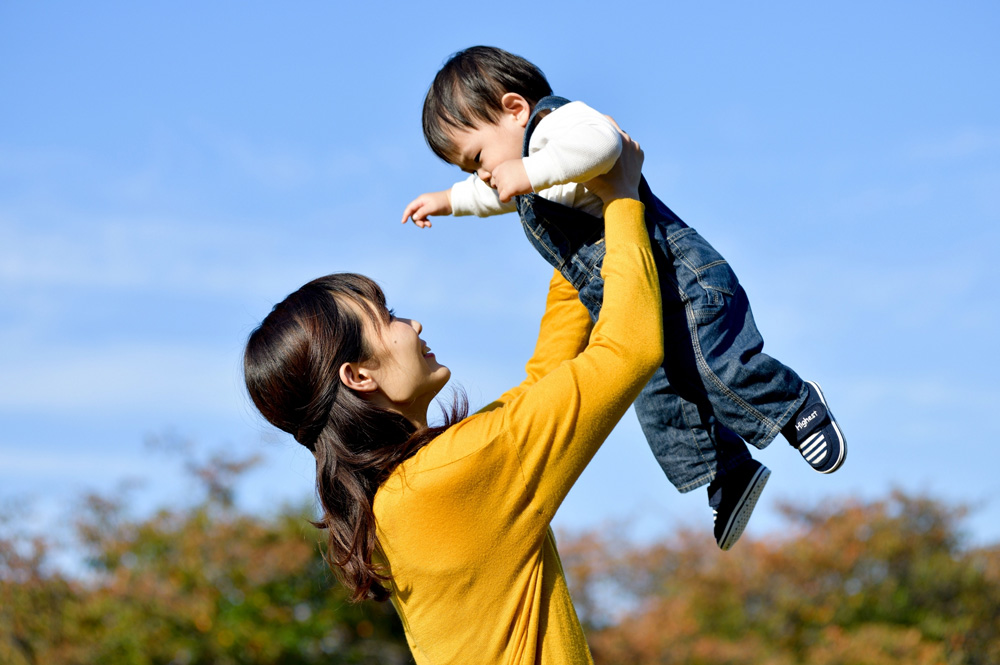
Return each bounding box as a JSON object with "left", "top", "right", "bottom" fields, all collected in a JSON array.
[
  {"left": 497, "top": 197, "right": 661, "bottom": 521},
  {"left": 478, "top": 269, "right": 593, "bottom": 413},
  {"left": 450, "top": 173, "right": 518, "bottom": 217},
  {"left": 449, "top": 101, "right": 621, "bottom": 219},
  {"left": 522, "top": 101, "right": 623, "bottom": 193},
  {"left": 374, "top": 198, "right": 660, "bottom": 665}
]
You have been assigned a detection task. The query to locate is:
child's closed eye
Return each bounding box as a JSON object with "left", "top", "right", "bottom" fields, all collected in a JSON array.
[{"left": 461, "top": 155, "right": 481, "bottom": 175}]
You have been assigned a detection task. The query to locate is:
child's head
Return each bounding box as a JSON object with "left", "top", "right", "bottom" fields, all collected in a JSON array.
[{"left": 422, "top": 46, "right": 552, "bottom": 165}]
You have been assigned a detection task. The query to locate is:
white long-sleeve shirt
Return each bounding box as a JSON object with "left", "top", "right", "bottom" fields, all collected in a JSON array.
[{"left": 449, "top": 101, "right": 623, "bottom": 219}]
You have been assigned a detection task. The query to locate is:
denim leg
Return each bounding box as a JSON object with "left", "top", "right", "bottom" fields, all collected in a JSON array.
[
  {"left": 515, "top": 171, "right": 804, "bottom": 491},
  {"left": 633, "top": 306, "right": 753, "bottom": 492},
  {"left": 634, "top": 370, "right": 753, "bottom": 493},
  {"left": 689, "top": 284, "right": 808, "bottom": 447},
  {"left": 667, "top": 226, "right": 809, "bottom": 447}
]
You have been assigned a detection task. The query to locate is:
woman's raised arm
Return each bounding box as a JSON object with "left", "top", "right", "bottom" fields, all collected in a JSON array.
[
  {"left": 479, "top": 269, "right": 593, "bottom": 413},
  {"left": 496, "top": 132, "right": 664, "bottom": 523},
  {"left": 482, "top": 123, "right": 647, "bottom": 414}
]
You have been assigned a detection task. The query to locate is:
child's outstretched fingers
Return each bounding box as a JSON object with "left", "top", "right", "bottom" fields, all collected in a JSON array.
[
  {"left": 402, "top": 190, "right": 452, "bottom": 229},
  {"left": 401, "top": 197, "right": 429, "bottom": 228}
]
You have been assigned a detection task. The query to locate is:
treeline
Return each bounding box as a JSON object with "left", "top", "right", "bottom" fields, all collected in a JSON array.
[
  {"left": 2, "top": 450, "right": 998, "bottom": 664},
  {"left": 559, "top": 490, "right": 1000, "bottom": 664}
]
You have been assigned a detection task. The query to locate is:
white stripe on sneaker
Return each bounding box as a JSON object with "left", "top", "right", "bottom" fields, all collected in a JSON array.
[
  {"left": 802, "top": 433, "right": 825, "bottom": 456},
  {"left": 805, "top": 436, "right": 827, "bottom": 463}
]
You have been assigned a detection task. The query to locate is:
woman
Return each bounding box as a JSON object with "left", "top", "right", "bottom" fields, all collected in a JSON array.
[{"left": 244, "top": 135, "right": 661, "bottom": 664}]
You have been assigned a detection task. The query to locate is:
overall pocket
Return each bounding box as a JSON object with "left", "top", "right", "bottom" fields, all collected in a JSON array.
[{"left": 667, "top": 227, "right": 739, "bottom": 308}]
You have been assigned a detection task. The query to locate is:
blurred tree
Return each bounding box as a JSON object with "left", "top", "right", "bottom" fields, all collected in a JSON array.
[
  {"left": 1, "top": 448, "right": 410, "bottom": 665},
  {"left": 4, "top": 448, "right": 998, "bottom": 665},
  {"left": 558, "top": 489, "right": 1000, "bottom": 665}
]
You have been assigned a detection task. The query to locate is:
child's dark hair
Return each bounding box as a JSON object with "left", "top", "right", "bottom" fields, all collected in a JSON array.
[{"left": 422, "top": 45, "right": 553, "bottom": 163}]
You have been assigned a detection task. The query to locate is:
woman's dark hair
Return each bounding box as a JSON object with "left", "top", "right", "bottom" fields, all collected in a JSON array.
[
  {"left": 422, "top": 45, "right": 553, "bottom": 163},
  {"left": 243, "top": 273, "right": 467, "bottom": 602}
]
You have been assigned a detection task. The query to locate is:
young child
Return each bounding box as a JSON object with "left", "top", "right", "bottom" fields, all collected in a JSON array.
[{"left": 402, "top": 46, "right": 846, "bottom": 550}]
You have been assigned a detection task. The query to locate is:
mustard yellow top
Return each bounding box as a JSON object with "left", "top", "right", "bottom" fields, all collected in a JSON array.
[{"left": 373, "top": 199, "right": 662, "bottom": 664}]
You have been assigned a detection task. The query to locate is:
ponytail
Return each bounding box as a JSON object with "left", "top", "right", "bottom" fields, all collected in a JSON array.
[{"left": 244, "top": 273, "right": 467, "bottom": 601}]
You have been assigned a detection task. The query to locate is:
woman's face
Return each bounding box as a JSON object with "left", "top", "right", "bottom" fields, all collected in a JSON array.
[{"left": 366, "top": 311, "right": 451, "bottom": 421}]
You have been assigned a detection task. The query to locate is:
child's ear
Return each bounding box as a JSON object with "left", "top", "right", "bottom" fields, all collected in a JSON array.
[
  {"left": 339, "top": 361, "right": 378, "bottom": 393},
  {"left": 500, "top": 93, "right": 531, "bottom": 128}
]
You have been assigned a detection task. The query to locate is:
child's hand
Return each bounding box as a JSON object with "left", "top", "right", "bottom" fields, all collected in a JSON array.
[
  {"left": 490, "top": 159, "right": 533, "bottom": 203},
  {"left": 401, "top": 190, "right": 452, "bottom": 228}
]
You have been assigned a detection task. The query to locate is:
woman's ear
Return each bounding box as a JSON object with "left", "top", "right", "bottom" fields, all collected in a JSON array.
[
  {"left": 500, "top": 92, "right": 531, "bottom": 128},
  {"left": 339, "top": 361, "right": 378, "bottom": 393}
]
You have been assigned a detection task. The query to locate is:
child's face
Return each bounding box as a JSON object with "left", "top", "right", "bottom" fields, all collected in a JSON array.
[{"left": 446, "top": 111, "right": 527, "bottom": 189}]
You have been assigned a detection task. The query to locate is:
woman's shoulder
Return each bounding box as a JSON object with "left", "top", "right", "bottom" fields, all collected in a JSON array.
[
  {"left": 386, "top": 409, "right": 508, "bottom": 482},
  {"left": 374, "top": 407, "right": 527, "bottom": 524}
]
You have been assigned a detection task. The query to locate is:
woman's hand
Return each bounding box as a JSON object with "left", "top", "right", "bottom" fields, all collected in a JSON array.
[{"left": 584, "top": 118, "right": 643, "bottom": 204}]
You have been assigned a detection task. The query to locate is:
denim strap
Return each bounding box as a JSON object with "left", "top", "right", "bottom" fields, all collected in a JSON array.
[{"left": 522, "top": 95, "right": 572, "bottom": 158}]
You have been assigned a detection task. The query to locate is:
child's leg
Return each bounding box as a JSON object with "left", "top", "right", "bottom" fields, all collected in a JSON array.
[
  {"left": 692, "top": 282, "right": 808, "bottom": 447},
  {"left": 634, "top": 306, "right": 770, "bottom": 550},
  {"left": 667, "top": 227, "right": 809, "bottom": 448},
  {"left": 668, "top": 227, "right": 846, "bottom": 471},
  {"left": 634, "top": 368, "right": 749, "bottom": 490},
  {"left": 633, "top": 307, "right": 753, "bottom": 492}
]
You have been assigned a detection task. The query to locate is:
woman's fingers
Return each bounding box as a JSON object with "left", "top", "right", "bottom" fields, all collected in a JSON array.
[
  {"left": 603, "top": 113, "right": 642, "bottom": 170},
  {"left": 602, "top": 114, "right": 639, "bottom": 148}
]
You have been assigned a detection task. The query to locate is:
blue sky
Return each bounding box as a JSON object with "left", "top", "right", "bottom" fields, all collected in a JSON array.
[{"left": 2, "top": 2, "right": 999, "bottom": 550}]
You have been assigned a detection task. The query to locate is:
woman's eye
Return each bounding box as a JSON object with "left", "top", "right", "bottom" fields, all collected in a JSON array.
[{"left": 387, "top": 308, "right": 396, "bottom": 321}]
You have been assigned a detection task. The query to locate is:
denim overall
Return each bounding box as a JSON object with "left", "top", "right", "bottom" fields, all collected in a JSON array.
[{"left": 514, "top": 96, "right": 808, "bottom": 491}]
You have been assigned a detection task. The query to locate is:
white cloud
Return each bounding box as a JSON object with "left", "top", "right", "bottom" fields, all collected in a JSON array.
[
  {"left": 838, "top": 181, "right": 937, "bottom": 217},
  {"left": 0, "top": 146, "right": 88, "bottom": 175},
  {"left": 0, "top": 208, "right": 347, "bottom": 299},
  {"left": 194, "top": 122, "right": 412, "bottom": 190},
  {"left": 0, "top": 447, "right": 149, "bottom": 479},
  {"left": 216, "top": 135, "right": 317, "bottom": 189},
  {"left": 843, "top": 374, "right": 999, "bottom": 413},
  {"left": 0, "top": 341, "right": 244, "bottom": 415},
  {"left": 907, "top": 128, "right": 1000, "bottom": 162},
  {"left": 746, "top": 244, "right": 998, "bottom": 350}
]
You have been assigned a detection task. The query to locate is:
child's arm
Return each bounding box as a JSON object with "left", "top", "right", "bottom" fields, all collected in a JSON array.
[
  {"left": 491, "top": 102, "right": 623, "bottom": 200},
  {"left": 402, "top": 176, "right": 517, "bottom": 228},
  {"left": 525, "top": 102, "right": 623, "bottom": 190}
]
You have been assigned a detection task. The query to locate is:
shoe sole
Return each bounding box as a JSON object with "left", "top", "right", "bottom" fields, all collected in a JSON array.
[
  {"left": 718, "top": 465, "right": 770, "bottom": 551},
  {"left": 805, "top": 381, "right": 847, "bottom": 474}
]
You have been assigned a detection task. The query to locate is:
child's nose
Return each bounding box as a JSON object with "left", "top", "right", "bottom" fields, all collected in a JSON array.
[{"left": 477, "top": 168, "right": 491, "bottom": 183}]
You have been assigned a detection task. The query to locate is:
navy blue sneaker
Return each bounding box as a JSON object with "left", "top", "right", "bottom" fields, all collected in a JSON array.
[
  {"left": 787, "top": 381, "right": 846, "bottom": 474},
  {"left": 708, "top": 459, "right": 770, "bottom": 551}
]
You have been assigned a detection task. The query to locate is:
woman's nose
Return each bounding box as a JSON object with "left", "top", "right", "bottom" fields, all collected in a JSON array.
[{"left": 410, "top": 319, "right": 422, "bottom": 334}]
